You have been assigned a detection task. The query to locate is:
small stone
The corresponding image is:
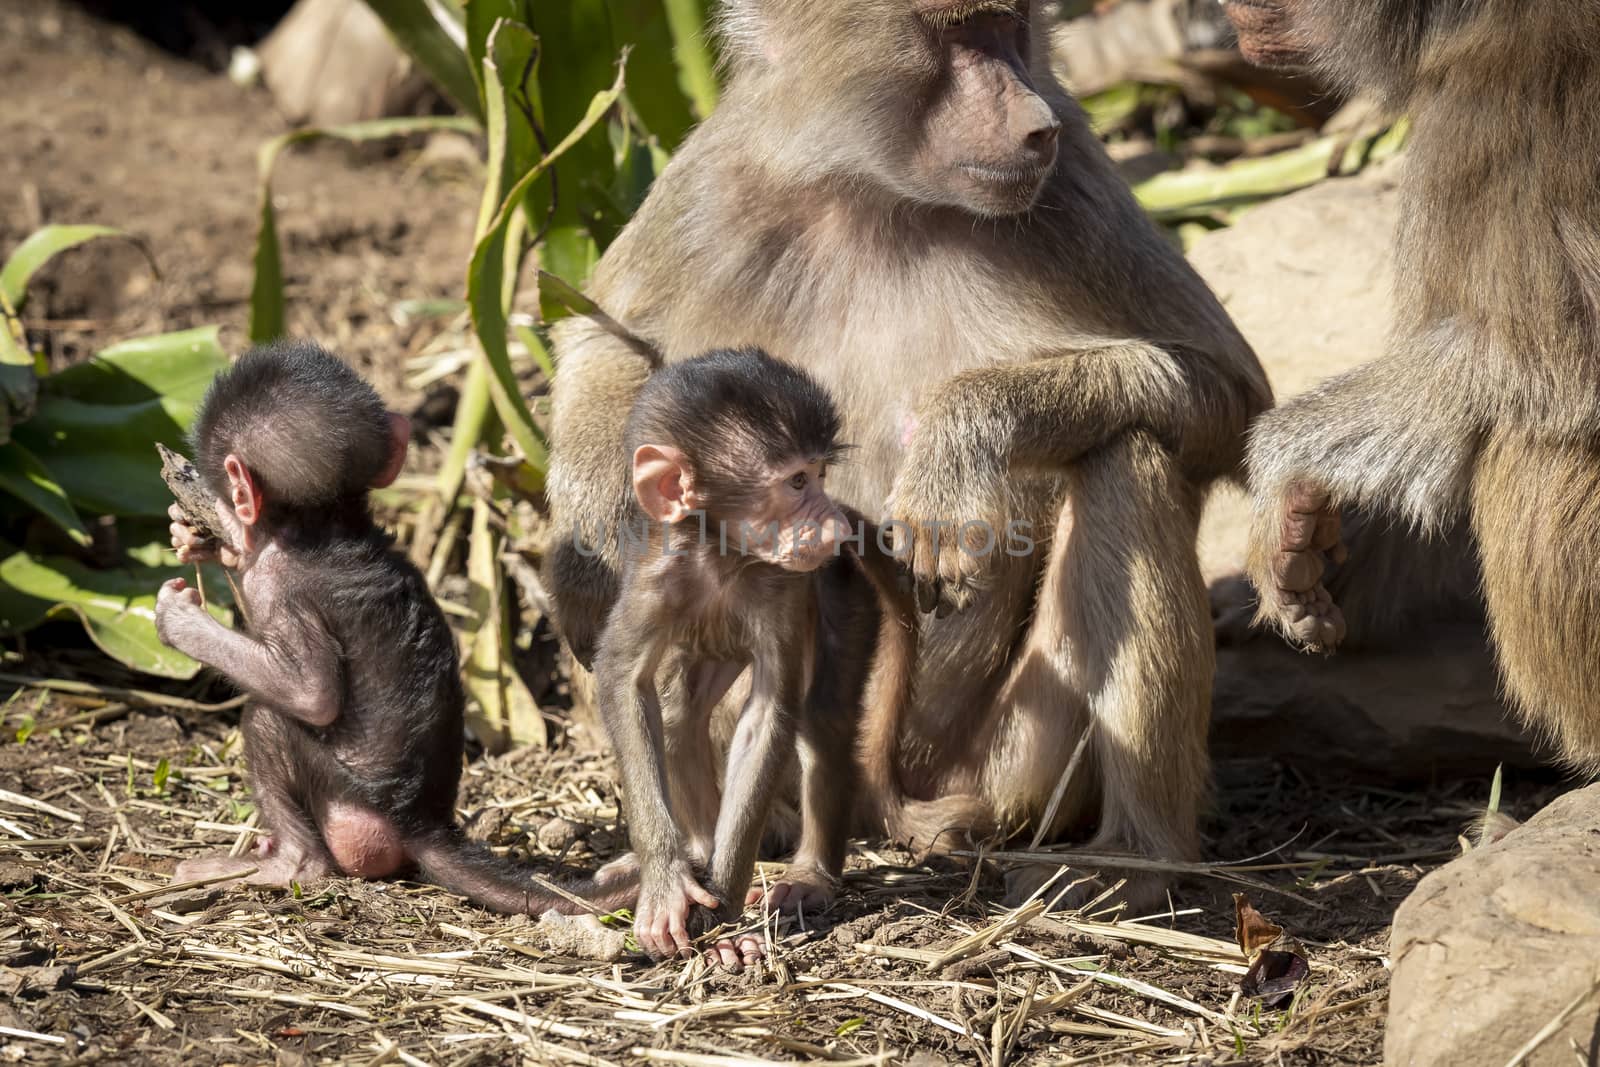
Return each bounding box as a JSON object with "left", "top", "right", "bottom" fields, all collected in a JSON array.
[{"left": 536, "top": 817, "right": 582, "bottom": 852}]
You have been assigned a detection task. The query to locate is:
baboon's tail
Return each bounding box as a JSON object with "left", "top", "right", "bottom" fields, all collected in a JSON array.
[{"left": 410, "top": 826, "right": 637, "bottom": 915}]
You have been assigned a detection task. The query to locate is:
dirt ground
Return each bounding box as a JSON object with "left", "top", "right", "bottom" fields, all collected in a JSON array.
[{"left": 0, "top": 2, "right": 1576, "bottom": 1064}]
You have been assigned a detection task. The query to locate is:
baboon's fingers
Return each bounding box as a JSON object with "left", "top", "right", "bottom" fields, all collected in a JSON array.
[
  {"left": 1311, "top": 509, "right": 1342, "bottom": 553},
  {"left": 1273, "top": 547, "right": 1325, "bottom": 592},
  {"left": 1285, "top": 481, "right": 1330, "bottom": 516},
  {"left": 1281, "top": 586, "right": 1345, "bottom": 650},
  {"left": 708, "top": 939, "right": 745, "bottom": 971}
]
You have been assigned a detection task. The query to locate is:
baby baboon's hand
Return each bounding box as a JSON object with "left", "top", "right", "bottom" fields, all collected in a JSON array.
[
  {"left": 633, "top": 862, "right": 721, "bottom": 962},
  {"left": 169, "top": 503, "right": 241, "bottom": 568},
  {"left": 155, "top": 577, "right": 207, "bottom": 646}
]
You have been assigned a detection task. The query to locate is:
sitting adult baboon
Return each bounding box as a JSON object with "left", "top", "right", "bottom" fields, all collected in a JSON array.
[
  {"left": 547, "top": 0, "right": 1271, "bottom": 907},
  {"left": 1225, "top": 0, "right": 1600, "bottom": 774}
]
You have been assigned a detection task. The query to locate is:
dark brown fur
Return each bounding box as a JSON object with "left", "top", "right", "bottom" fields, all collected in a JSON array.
[{"left": 157, "top": 342, "right": 637, "bottom": 913}]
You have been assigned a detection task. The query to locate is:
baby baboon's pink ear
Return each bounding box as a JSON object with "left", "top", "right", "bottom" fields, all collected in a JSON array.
[
  {"left": 631, "top": 444, "right": 694, "bottom": 523},
  {"left": 373, "top": 412, "right": 411, "bottom": 488}
]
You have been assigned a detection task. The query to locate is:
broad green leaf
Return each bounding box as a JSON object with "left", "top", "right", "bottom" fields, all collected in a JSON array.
[
  {"left": 524, "top": 1, "right": 620, "bottom": 310},
  {"left": 0, "top": 549, "right": 232, "bottom": 679},
  {"left": 250, "top": 116, "right": 481, "bottom": 342},
  {"left": 15, "top": 328, "right": 228, "bottom": 516},
  {"left": 44, "top": 326, "right": 226, "bottom": 404},
  {"left": 1, "top": 226, "right": 148, "bottom": 310},
  {"left": 0, "top": 442, "right": 90, "bottom": 545},
  {"left": 362, "top": 0, "right": 483, "bottom": 121},
  {"left": 466, "top": 52, "right": 626, "bottom": 476}
]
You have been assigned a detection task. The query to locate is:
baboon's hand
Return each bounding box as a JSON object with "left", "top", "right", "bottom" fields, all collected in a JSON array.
[
  {"left": 633, "top": 862, "right": 721, "bottom": 962},
  {"left": 885, "top": 447, "right": 1005, "bottom": 618},
  {"left": 1267, "top": 482, "right": 1347, "bottom": 650},
  {"left": 155, "top": 577, "right": 207, "bottom": 647}
]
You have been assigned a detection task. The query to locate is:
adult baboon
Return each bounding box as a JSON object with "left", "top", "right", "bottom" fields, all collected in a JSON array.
[
  {"left": 547, "top": 0, "right": 1270, "bottom": 906},
  {"left": 1226, "top": 0, "right": 1600, "bottom": 772}
]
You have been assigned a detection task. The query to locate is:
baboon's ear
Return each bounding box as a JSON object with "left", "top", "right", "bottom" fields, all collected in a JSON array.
[{"left": 632, "top": 444, "right": 695, "bottom": 524}]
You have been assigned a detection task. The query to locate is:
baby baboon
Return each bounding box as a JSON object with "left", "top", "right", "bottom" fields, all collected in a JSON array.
[
  {"left": 1226, "top": 0, "right": 1600, "bottom": 772},
  {"left": 595, "top": 347, "right": 911, "bottom": 968},
  {"left": 546, "top": 0, "right": 1270, "bottom": 908},
  {"left": 158, "top": 342, "right": 637, "bottom": 913}
]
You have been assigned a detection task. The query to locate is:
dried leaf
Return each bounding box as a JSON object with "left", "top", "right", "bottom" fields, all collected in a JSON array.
[
  {"left": 1232, "top": 893, "right": 1310, "bottom": 1008},
  {"left": 1233, "top": 892, "right": 1283, "bottom": 956},
  {"left": 1241, "top": 949, "right": 1311, "bottom": 1008}
]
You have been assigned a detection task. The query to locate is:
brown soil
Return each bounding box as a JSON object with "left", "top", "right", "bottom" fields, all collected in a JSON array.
[
  {"left": 0, "top": 3, "right": 1569, "bottom": 1064},
  {"left": 0, "top": 0, "right": 478, "bottom": 411}
]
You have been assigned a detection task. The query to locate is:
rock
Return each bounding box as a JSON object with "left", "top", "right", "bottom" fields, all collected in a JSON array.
[
  {"left": 536, "top": 816, "right": 582, "bottom": 852},
  {"left": 256, "top": 0, "right": 432, "bottom": 126},
  {"left": 1385, "top": 784, "right": 1600, "bottom": 1067},
  {"left": 1210, "top": 622, "right": 1534, "bottom": 777},
  {"left": 535, "top": 910, "right": 629, "bottom": 962},
  {"left": 1186, "top": 163, "right": 1536, "bottom": 774}
]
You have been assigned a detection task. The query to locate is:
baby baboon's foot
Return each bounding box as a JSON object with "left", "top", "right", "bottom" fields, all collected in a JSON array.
[
  {"left": 173, "top": 849, "right": 332, "bottom": 889},
  {"left": 745, "top": 864, "right": 837, "bottom": 914},
  {"left": 1003, "top": 862, "right": 1171, "bottom": 917},
  {"left": 1268, "top": 483, "right": 1347, "bottom": 650},
  {"left": 705, "top": 930, "right": 766, "bottom": 972},
  {"left": 686, "top": 902, "right": 766, "bottom": 973}
]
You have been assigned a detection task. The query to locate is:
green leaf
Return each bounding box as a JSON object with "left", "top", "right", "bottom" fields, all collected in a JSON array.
[
  {"left": 153, "top": 757, "right": 171, "bottom": 793},
  {"left": 13, "top": 327, "right": 228, "bottom": 516},
  {"left": 466, "top": 49, "right": 626, "bottom": 474},
  {"left": 0, "top": 549, "right": 232, "bottom": 679},
  {"left": 362, "top": 0, "right": 483, "bottom": 121},
  {"left": 0, "top": 441, "right": 90, "bottom": 545},
  {"left": 476, "top": 19, "right": 543, "bottom": 238},
  {"left": 1, "top": 226, "right": 149, "bottom": 310},
  {"left": 606, "top": 0, "right": 698, "bottom": 148},
  {"left": 0, "top": 291, "right": 38, "bottom": 444},
  {"left": 524, "top": 1, "right": 620, "bottom": 309},
  {"left": 250, "top": 116, "right": 481, "bottom": 342},
  {"left": 44, "top": 326, "right": 227, "bottom": 404},
  {"left": 464, "top": 0, "right": 524, "bottom": 117},
  {"left": 662, "top": 0, "right": 719, "bottom": 124}
]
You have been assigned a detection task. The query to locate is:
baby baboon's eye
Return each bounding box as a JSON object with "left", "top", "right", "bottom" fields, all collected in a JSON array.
[{"left": 789, "top": 471, "right": 808, "bottom": 491}]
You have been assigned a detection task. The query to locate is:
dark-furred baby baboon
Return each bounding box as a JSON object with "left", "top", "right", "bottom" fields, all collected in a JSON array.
[{"left": 159, "top": 341, "right": 638, "bottom": 913}]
